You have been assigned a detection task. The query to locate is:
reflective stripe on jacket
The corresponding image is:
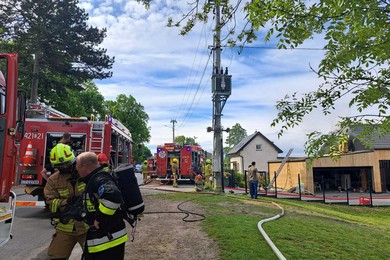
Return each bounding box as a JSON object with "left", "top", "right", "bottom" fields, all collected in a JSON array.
[
  {"left": 87, "top": 229, "right": 128, "bottom": 253},
  {"left": 44, "top": 171, "right": 88, "bottom": 233},
  {"left": 204, "top": 164, "right": 212, "bottom": 177},
  {"left": 83, "top": 167, "right": 128, "bottom": 253}
]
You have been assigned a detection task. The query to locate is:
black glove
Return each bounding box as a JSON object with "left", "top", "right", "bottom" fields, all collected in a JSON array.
[{"left": 67, "top": 196, "right": 81, "bottom": 205}]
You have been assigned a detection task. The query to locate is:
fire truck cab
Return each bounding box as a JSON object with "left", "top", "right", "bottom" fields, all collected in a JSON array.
[
  {"left": 19, "top": 106, "right": 133, "bottom": 200},
  {"left": 155, "top": 143, "right": 204, "bottom": 181},
  {"left": 0, "top": 53, "right": 26, "bottom": 247}
]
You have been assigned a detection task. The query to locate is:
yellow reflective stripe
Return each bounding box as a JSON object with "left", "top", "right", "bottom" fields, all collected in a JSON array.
[
  {"left": 51, "top": 198, "right": 60, "bottom": 213},
  {"left": 86, "top": 199, "right": 95, "bottom": 212},
  {"left": 101, "top": 199, "right": 120, "bottom": 210},
  {"left": 87, "top": 229, "right": 128, "bottom": 253},
  {"left": 58, "top": 188, "right": 69, "bottom": 197},
  {"left": 55, "top": 222, "right": 75, "bottom": 232},
  {"left": 77, "top": 183, "right": 86, "bottom": 192},
  {"left": 98, "top": 202, "right": 116, "bottom": 215}
]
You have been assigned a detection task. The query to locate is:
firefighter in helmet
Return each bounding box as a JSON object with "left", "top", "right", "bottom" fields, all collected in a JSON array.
[
  {"left": 76, "top": 152, "right": 128, "bottom": 259},
  {"left": 44, "top": 143, "right": 88, "bottom": 259},
  {"left": 141, "top": 160, "right": 149, "bottom": 184},
  {"left": 204, "top": 158, "right": 213, "bottom": 187},
  {"left": 172, "top": 158, "right": 179, "bottom": 188},
  {"left": 41, "top": 133, "right": 72, "bottom": 181},
  {"left": 97, "top": 153, "right": 111, "bottom": 172}
]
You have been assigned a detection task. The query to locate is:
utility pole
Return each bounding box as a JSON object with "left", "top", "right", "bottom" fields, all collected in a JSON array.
[
  {"left": 31, "top": 52, "right": 41, "bottom": 105},
  {"left": 170, "top": 119, "right": 177, "bottom": 143},
  {"left": 208, "top": 0, "right": 232, "bottom": 192}
]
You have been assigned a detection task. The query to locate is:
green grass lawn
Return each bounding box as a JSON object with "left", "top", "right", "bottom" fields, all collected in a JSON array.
[{"left": 148, "top": 192, "right": 390, "bottom": 260}]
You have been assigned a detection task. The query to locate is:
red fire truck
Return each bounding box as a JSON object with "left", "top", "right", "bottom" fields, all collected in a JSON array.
[
  {"left": 0, "top": 53, "right": 26, "bottom": 246},
  {"left": 155, "top": 143, "right": 205, "bottom": 181},
  {"left": 19, "top": 106, "right": 133, "bottom": 200}
]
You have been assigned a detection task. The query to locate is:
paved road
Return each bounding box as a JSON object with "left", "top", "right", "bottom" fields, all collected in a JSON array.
[
  {"left": 1, "top": 189, "right": 53, "bottom": 260},
  {"left": 1, "top": 171, "right": 166, "bottom": 259}
]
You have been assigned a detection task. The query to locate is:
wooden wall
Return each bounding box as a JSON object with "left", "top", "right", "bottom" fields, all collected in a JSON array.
[{"left": 268, "top": 150, "right": 390, "bottom": 193}]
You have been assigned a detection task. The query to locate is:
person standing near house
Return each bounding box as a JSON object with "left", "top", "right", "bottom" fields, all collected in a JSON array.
[
  {"left": 258, "top": 171, "right": 266, "bottom": 191},
  {"left": 246, "top": 165, "right": 252, "bottom": 191},
  {"left": 248, "top": 161, "right": 259, "bottom": 199}
]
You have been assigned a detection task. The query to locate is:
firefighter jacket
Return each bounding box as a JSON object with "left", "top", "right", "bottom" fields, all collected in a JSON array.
[
  {"left": 101, "top": 163, "right": 111, "bottom": 173},
  {"left": 44, "top": 170, "right": 88, "bottom": 234},
  {"left": 82, "top": 167, "right": 128, "bottom": 253},
  {"left": 204, "top": 164, "right": 212, "bottom": 177},
  {"left": 141, "top": 164, "right": 148, "bottom": 173},
  {"left": 171, "top": 163, "right": 178, "bottom": 175}
]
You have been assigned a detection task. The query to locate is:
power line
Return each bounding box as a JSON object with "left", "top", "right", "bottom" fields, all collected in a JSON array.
[
  {"left": 177, "top": 22, "right": 208, "bottom": 120},
  {"left": 177, "top": 51, "right": 213, "bottom": 129},
  {"left": 176, "top": 21, "right": 214, "bottom": 129},
  {"left": 234, "top": 45, "right": 325, "bottom": 51}
]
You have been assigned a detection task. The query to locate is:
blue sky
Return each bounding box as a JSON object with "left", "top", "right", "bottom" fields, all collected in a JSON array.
[{"left": 78, "top": 0, "right": 353, "bottom": 157}]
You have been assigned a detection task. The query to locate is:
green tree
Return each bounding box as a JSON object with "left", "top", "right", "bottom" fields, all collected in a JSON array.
[
  {"left": 105, "top": 94, "right": 151, "bottom": 146},
  {"left": 0, "top": 0, "right": 114, "bottom": 104},
  {"left": 44, "top": 81, "right": 107, "bottom": 118},
  {"left": 225, "top": 123, "right": 247, "bottom": 153},
  {"left": 134, "top": 144, "right": 152, "bottom": 164},
  {"left": 174, "top": 135, "right": 198, "bottom": 145},
  {"left": 156, "top": 0, "right": 390, "bottom": 159}
]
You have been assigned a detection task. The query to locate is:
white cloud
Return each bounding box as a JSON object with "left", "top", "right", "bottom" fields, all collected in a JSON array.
[{"left": 79, "top": 0, "right": 354, "bottom": 159}]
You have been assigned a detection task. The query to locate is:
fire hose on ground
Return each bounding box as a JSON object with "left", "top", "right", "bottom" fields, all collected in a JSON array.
[
  {"left": 257, "top": 201, "right": 286, "bottom": 260},
  {"left": 142, "top": 183, "right": 287, "bottom": 259}
]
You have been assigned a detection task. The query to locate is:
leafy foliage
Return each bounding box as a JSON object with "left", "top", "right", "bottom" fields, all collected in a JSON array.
[
  {"left": 105, "top": 94, "right": 151, "bottom": 146},
  {"left": 151, "top": 0, "right": 390, "bottom": 158},
  {"left": 134, "top": 144, "right": 152, "bottom": 164},
  {"left": 0, "top": 0, "right": 114, "bottom": 103},
  {"left": 44, "top": 81, "right": 108, "bottom": 118},
  {"left": 174, "top": 135, "right": 198, "bottom": 145},
  {"left": 225, "top": 123, "right": 247, "bottom": 153}
]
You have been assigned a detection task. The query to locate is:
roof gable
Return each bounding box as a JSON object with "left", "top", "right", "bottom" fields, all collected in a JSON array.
[
  {"left": 227, "top": 131, "right": 283, "bottom": 155},
  {"left": 349, "top": 126, "right": 390, "bottom": 150}
]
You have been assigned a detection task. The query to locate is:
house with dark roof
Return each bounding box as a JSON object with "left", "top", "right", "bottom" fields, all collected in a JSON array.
[
  {"left": 227, "top": 131, "right": 283, "bottom": 174},
  {"left": 268, "top": 126, "right": 390, "bottom": 193}
]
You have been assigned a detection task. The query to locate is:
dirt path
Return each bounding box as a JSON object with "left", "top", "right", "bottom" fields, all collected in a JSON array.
[{"left": 124, "top": 196, "right": 220, "bottom": 260}]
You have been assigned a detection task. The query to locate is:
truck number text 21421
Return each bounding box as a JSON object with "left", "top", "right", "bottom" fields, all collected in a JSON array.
[{"left": 24, "top": 132, "right": 44, "bottom": 140}]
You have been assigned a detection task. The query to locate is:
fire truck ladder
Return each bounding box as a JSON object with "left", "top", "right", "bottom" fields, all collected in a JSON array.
[
  {"left": 90, "top": 122, "right": 105, "bottom": 153},
  {"left": 267, "top": 148, "right": 293, "bottom": 190}
]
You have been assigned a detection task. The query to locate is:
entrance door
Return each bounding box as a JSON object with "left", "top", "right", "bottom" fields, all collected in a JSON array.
[{"left": 379, "top": 160, "right": 390, "bottom": 192}]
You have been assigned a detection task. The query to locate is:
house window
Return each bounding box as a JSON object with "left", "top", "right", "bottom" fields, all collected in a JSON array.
[{"left": 256, "top": 144, "right": 262, "bottom": 151}]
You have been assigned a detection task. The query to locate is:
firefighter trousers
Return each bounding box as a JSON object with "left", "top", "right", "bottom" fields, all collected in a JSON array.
[
  {"left": 48, "top": 230, "right": 87, "bottom": 259},
  {"left": 83, "top": 242, "right": 125, "bottom": 260}
]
